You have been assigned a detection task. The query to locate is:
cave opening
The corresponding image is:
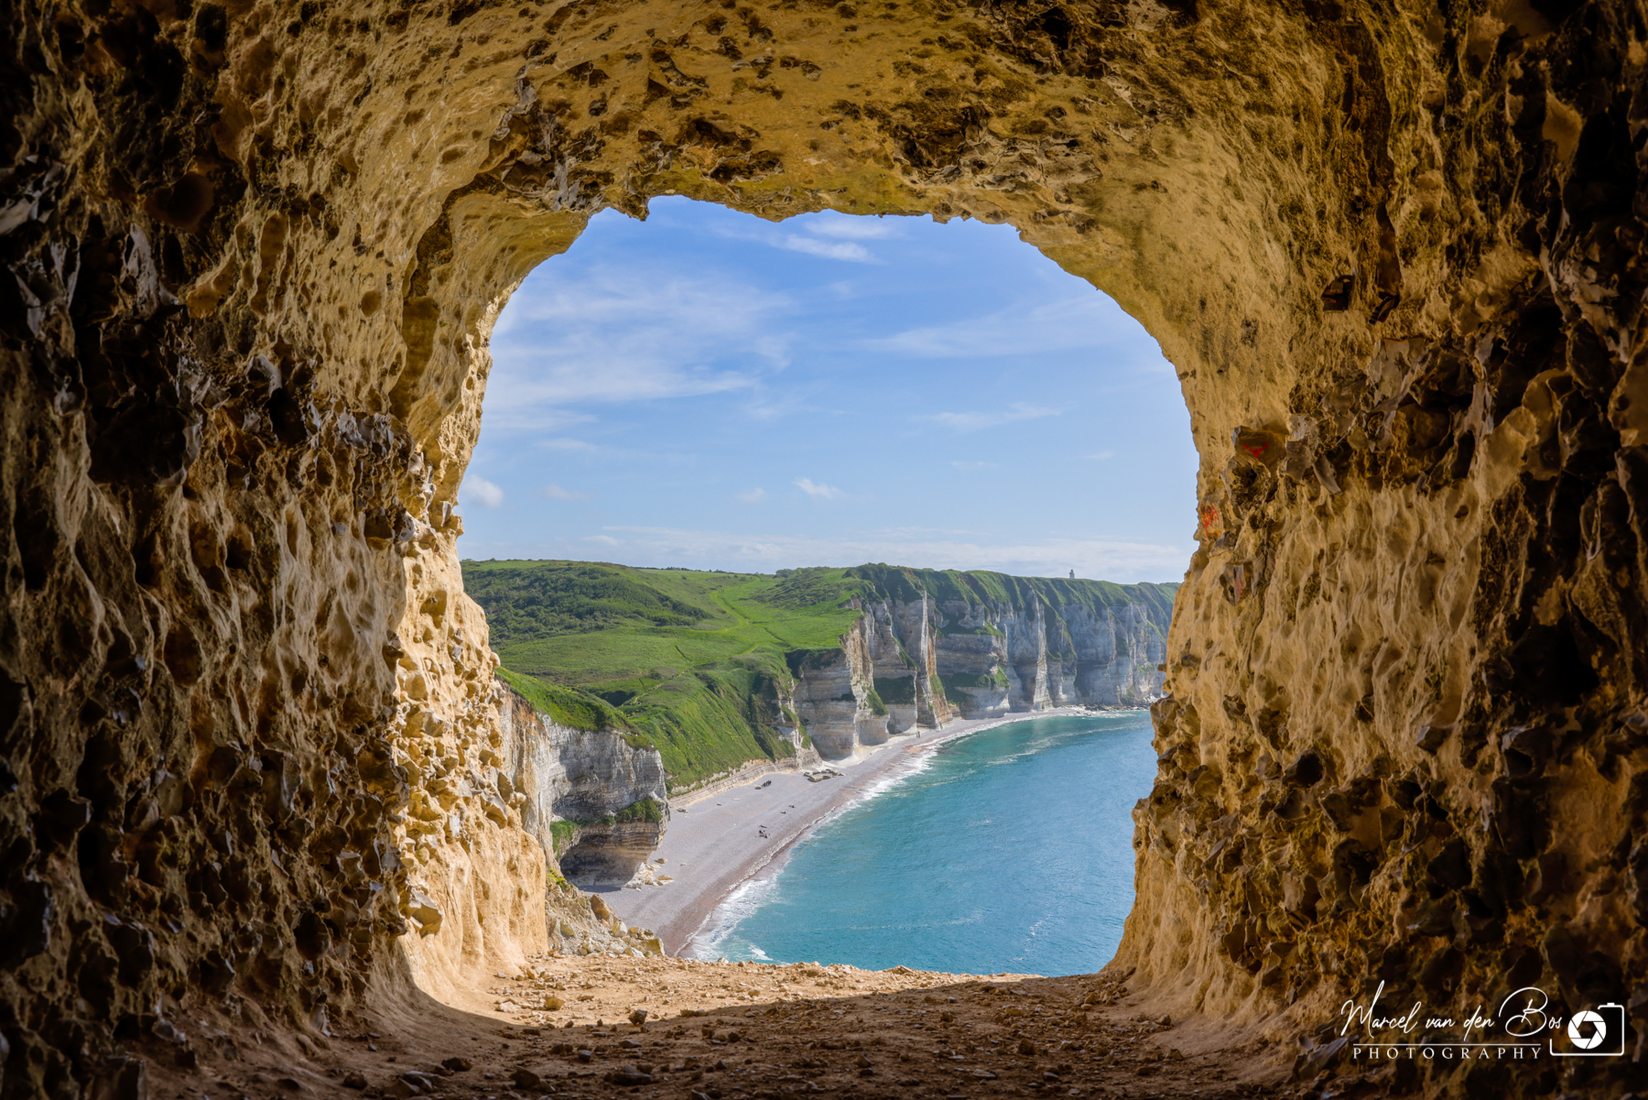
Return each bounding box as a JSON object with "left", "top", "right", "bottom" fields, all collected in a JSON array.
[
  {"left": 455, "top": 196, "right": 1195, "bottom": 973},
  {"left": 6, "top": 2, "right": 1641, "bottom": 1096}
]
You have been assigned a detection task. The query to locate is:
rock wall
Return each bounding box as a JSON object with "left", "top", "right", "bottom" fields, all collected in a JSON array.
[
  {"left": 2, "top": 1, "right": 1644, "bottom": 1096},
  {"left": 790, "top": 575, "right": 1174, "bottom": 759},
  {"left": 497, "top": 686, "right": 669, "bottom": 888}
]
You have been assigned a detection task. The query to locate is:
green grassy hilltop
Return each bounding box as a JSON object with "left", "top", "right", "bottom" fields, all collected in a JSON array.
[
  {"left": 464, "top": 561, "right": 862, "bottom": 789},
  {"left": 463, "top": 560, "right": 1177, "bottom": 791}
]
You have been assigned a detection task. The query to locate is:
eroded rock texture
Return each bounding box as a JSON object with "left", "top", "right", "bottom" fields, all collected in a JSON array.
[
  {"left": 1, "top": 0, "right": 1644, "bottom": 1096},
  {"left": 497, "top": 686, "right": 668, "bottom": 889},
  {"left": 791, "top": 577, "right": 1174, "bottom": 759}
]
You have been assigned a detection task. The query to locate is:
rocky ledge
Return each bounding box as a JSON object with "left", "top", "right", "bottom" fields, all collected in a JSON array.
[{"left": 498, "top": 687, "right": 669, "bottom": 890}]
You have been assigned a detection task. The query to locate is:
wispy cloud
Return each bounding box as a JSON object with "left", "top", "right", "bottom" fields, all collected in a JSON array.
[
  {"left": 740, "top": 382, "right": 838, "bottom": 422},
  {"left": 465, "top": 475, "right": 505, "bottom": 508},
  {"left": 744, "top": 398, "right": 795, "bottom": 421},
  {"left": 1086, "top": 450, "right": 1116, "bottom": 461},
  {"left": 705, "top": 215, "right": 890, "bottom": 265},
  {"left": 777, "top": 235, "right": 875, "bottom": 263},
  {"left": 483, "top": 407, "right": 595, "bottom": 436},
  {"left": 804, "top": 216, "right": 901, "bottom": 241},
  {"left": 519, "top": 434, "right": 692, "bottom": 466},
  {"left": 926, "top": 403, "right": 1061, "bottom": 432},
  {"left": 483, "top": 265, "right": 795, "bottom": 433},
  {"left": 950, "top": 459, "right": 999, "bottom": 471},
  {"left": 541, "top": 484, "right": 586, "bottom": 501},
  {"left": 866, "top": 294, "right": 1156, "bottom": 360},
  {"left": 737, "top": 487, "right": 767, "bottom": 504},
  {"left": 569, "top": 525, "right": 1191, "bottom": 584},
  {"left": 794, "top": 477, "right": 843, "bottom": 500}
]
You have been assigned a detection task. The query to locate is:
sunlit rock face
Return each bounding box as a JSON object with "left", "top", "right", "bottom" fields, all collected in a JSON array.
[
  {"left": 497, "top": 687, "right": 668, "bottom": 889},
  {"left": 790, "top": 586, "right": 1171, "bottom": 758},
  {"left": 1, "top": 1, "right": 1643, "bottom": 1095}
]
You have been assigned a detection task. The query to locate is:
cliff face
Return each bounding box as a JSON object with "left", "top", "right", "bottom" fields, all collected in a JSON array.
[
  {"left": 3, "top": 1, "right": 1645, "bottom": 1097},
  {"left": 464, "top": 562, "right": 1168, "bottom": 791},
  {"left": 790, "top": 573, "right": 1174, "bottom": 759},
  {"left": 497, "top": 687, "right": 668, "bottom": 889}
]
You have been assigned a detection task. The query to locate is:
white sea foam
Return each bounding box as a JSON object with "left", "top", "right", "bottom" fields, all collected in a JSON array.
[
  {"left": 685, "top": 872, "right": 784, "bottom": 960},
  {"left": 689, "top": 710, "right": 1141, "bottom": 966},
  {"left": 851, "top": 746, "right": 938, "bottom": 803},
  {"left": 685, "top": 748, "right": 947, "bottom": 961},
  {"left": 765, "top": 743, "right": 944, "bottom": 852}
]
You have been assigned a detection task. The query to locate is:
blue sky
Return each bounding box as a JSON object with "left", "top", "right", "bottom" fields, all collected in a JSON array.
[{"left": 458, "top": 198, "right": 1196, "bottom": 583}]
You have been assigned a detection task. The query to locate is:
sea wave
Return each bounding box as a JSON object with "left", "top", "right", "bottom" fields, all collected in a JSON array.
[
  {"left": 685, "top": 874, "right": 784, "bottom": 960},
  {"left": 691, "top": 712, "right": 1151, "bottom": 969},
  {"left": 684, "top": 745, "right": 947, "bottom": 961},
  {"left": 850, "top": 746, "right": 939, "bottom": 803}
]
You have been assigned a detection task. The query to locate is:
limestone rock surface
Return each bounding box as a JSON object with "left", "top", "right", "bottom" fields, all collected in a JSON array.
[
  {"left": 497, "top": 686, "right": 668, "bottom": 888},
  {"left": 793, "top": 581, "right": 1173, "bottom": 759},
  {"left": 1, "top": 1, "right": 1644, "bottom": 1097}
]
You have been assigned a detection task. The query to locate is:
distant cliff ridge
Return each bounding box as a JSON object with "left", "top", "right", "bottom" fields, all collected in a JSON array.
[
  {"left": 466, "top": 561, "right": 1178, "bottom": 793},
  {"left": 789, "top": 566, "right": 1176, "bottom": 759}
]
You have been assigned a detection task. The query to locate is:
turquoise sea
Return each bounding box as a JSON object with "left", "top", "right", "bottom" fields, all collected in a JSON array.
[{"left": 690, "top": 711, "right": 1158, "bottom": 976}]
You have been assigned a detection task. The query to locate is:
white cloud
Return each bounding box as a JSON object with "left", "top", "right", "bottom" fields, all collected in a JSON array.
[
  {"left": 778, "top": 235, "right": 875, "bottom": 263},
  {"left": 465, "top": 475, "right": 504, "bottom": 508},
  {"left": 741, "top": 384, "right": 836, "bottom": 422},
  {"left": 950, "top": 459, "right": 998, "bottom": 471},
  {"left": 482, "top": 265, "right": 795, "bottom": 434},
  {"left": 518, "top": 435, "right": 691, "bottom": 465},
  {"left": 794, "top": 477, "right": 843, "bottom": 500},
  {"left": 744, "top": 398, "right": 792, "bottom": 421},
  {"left": 705, "top": 217, "right": 887, "bottom": 264},
  {"left": 1086, "top": 450, "right": 1116, "bottom": 461},
  {"left": 926, "top": 403, "right": 1061, "bottom": 432},
  {"left": 481, "top": 407, "right": 596, "bottom": 437},
  {"left": 737, "top": 487, "right": 767, "bottom": 504},
  {"left": 541, "top": 484, "right": 586, "bottom": 501},
  {"left": 487, "top": 353, "right": 752, "bottom": 413},
  {"left": 803, "top": 215, "right": 901, "bottom": 241},
  {"left": 581, "top": 525, "right": 1192, "bottom": 584},
  {"left": 865, "top": 293, "right": 1159, "bottom": 360}
]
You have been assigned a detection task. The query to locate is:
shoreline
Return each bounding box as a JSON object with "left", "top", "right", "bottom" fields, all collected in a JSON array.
[{"left": 595, "top": 705, "right": 1136, "bottom": 956}]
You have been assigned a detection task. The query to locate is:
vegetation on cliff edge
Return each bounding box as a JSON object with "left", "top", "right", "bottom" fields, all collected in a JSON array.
[
  {"left": 468, "top": 561, "right": 860, "bottom": 789},
  {"left": 465, "top": 559, "right": 1178, "bottom": 791}
]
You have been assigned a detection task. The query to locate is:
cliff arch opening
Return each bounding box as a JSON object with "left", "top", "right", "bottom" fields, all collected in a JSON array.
[
  {"left": 4, "top": 2, "right": 1644, "bottom": 1097},
  {"left": 455, "top": 195, "right": 1193, "bottom": 964}
]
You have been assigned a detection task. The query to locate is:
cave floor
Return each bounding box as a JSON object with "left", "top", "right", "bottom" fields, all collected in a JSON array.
[{"left": 149, "top": 956, "right": 1292, "bottom": 1098}]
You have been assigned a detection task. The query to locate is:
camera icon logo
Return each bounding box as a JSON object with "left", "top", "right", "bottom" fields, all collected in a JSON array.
[
  {"left": 1551, "top": 1003, "right": 1626, "bottom": 1057},
  {"left": 1568, "top": 1011, "right": 1607, "bottom": 1049}
]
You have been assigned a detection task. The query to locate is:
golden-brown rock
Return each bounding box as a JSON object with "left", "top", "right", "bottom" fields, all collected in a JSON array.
[{"left": 1, "top": 2, "right": 1643, "bottom": 1097}]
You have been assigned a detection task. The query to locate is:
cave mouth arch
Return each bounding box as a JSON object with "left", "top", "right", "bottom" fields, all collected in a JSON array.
[
  {"left": 4, "top": 2, "right": 1641, "bottom": 1095},
  {"left": 455, "top": 196, "right": 1193, "bottom": 968},
  {"left": 382, "top": 0, "right": 1348, "bottom": 1016}
]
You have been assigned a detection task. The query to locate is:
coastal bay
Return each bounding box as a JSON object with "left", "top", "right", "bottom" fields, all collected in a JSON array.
[
  {"left": 597, "top": 708, "right": 1106, "bottom": 953},
  {"left": 597, "top": 707, "right": 1155, "bottom": 977}
]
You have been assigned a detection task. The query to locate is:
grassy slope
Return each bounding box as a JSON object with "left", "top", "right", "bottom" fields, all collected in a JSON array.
[
  {"left": 466, "top": 561, "right": 865, "bottom": 790},
  {"left": 464, "top": 560, "right": 1179, "bottom": 791}
]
